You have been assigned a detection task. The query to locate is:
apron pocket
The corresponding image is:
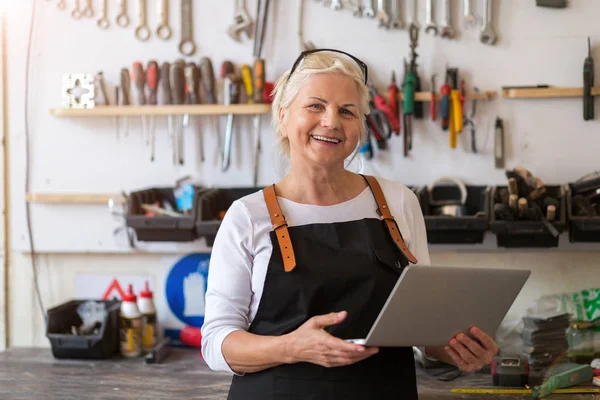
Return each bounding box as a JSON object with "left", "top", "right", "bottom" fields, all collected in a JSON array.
[{"left": 372, "top": 246, "right": 405, "bottom": 276}]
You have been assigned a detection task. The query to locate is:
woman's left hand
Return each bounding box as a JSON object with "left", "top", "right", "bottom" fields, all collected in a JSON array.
[{"left": 444, "top": 326, "right": 499, "bottom": 373}]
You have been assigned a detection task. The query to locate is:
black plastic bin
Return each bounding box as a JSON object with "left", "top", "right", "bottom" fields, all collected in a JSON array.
[
  {"left": 567, "top": 186, "right": 600, "bottom": 243},
  {"left": 46, "top": 299, "right": 121, "bottom": 360},
  {"left": 195, "top": 187, "right": 260, "bottom": 246},
  {"left": 490, "top": 185, "right": 566, "bottom": 248},
  {"left": 126, "top": 186, "right": 206, "bottom": 242},
  {"left": 417, "top": 185, "right": 490, "bottom": 244}
]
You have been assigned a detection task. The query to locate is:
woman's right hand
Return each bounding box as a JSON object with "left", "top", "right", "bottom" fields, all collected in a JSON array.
[{"left": 283, "top": 311, "right": 379, "bottom": 368}]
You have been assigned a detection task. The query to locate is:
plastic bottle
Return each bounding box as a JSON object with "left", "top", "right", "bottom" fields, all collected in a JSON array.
[
  {"left": 120, "top": 284, "right": 143, "bottom": 358},
  {"left": 138, "top": 280, "right": 157, "bottom": 351}
]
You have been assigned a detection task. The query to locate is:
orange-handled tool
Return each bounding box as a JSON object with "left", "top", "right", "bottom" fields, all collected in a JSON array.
[
  {"left": 449, "top": 107, "right": 457, "bottom": 148},
  {"left": 147, "top": 61, "right": 159, "bottom": 105},
  {"left": 388, "top": 71, "right": 399, "bottom": 122},
  {"left": 253, "top": 58, "right": 265, "bottom": 104}
]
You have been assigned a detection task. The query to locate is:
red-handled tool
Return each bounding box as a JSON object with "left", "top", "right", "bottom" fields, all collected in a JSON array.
[
  {"left": 132, "top": 61, "right": 149, "bottom": 144},
  {"left": 441, "top": 81, "right": 451, "bottom": 131},
  {"left": 388, "top": 71, "right": 399, "bottom": 126},
  {"left": 373, "top": 92, "right": 400, "bottom": 136},
  {"left": 147, "top": 60, "right": 159, "bottom": 161},
  {"left": 430, "top": 75, "right": 437, "bottom": 121}
]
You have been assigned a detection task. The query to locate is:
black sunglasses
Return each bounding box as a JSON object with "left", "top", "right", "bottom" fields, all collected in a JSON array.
[{"left": 287, "top": 48, "right": 368, "bottom": 85}]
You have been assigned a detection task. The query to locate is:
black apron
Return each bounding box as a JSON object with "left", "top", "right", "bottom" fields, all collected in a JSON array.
[{"left": 227, "top": 175, "right": 419, "bottom": 400}]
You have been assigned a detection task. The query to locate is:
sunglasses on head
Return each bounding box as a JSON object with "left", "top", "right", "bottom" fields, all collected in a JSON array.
[{"left": 287, "top": 49, "right": 368, "bottom": 85}]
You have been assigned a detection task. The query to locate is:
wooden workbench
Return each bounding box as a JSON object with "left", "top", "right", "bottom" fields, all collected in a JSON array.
[{"left": 0, "top": 348, "right": 593, "bottom": 399}]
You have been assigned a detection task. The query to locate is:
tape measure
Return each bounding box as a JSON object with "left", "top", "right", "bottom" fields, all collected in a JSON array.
[{"left": 452, "top": 387, "right": 600, "bottom": 394}]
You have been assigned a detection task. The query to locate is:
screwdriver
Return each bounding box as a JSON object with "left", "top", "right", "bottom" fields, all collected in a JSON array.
[
  {"left": 160, "top": 62, "right": 175, "bottom": 164},
  {"left": 430, "top": 75, "right": 437, "bottom": 121},
  {"left": 199, "top": 57, "right": 222, "bottom": 162},
  {"left": 171, "top": 60, "right": 186, "bottom": 165},
  {"left": 185, "top": 62, "right": 204, "bottom": 163},
  {"left": 388, "top": 71, "right": 399, "bottom": 134},
  {"left": 132, "top": 62, "right": 148, "bottom": 144},
  {"left": 440, "top": 80, "right": 451, "bottom": 131},
  {"left": 242, "top": 64, "right": 261, "bottom": 185},
  {"left": 584, "top": 37, "right": 595, "bottom": 121},
  {"left": 147, "top": 60, "right": 159, "bottom": 162},
  {"left": 120, "top": 67, "right": 131, "bottom": 136},
  {"left": 222, "top": 70, "right": 240, "bottom": 171}
]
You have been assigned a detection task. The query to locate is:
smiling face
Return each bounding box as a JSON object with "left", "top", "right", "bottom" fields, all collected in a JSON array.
[{"left": 280, "top": 73, "right": 363, "bottom": 169}]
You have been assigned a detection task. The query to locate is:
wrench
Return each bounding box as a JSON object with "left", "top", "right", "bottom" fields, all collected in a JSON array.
[
  {"left": 156, "top": 0, "right": 172, "bottom": 40},
  {"left": 390, "top": 0, "right": 404, "bottom": 29},
  {"left": 464, "top": 0, "right": 476, "bottom": 26},
  {"left": 179, "top": 0, "right": 197, "bottom": 56},
  {"left": 97, "top": 0, "right": 110, "bottom": 29},
  {"left": 222, "top": 74, "right": 240, "bottom": 171},
  {"left": 425, "top": 0, "right": 438, "bottom": 35},
  {"left": 71, "top": 0, "right": 82, "bottom": 19},
  {"left": 117, "top": 0, "right": 130, "bottom": 27},
  {"left": 480, "top": 0, "right": 496, "bottom": 45},
  {"left": 363, "top": 0, "right": 376, "bottom": 18},
  {"left": 376, "top": 0, "right": 389, "bottom": 28},
  {"left": 353, "top": 0, "right": 363, "bottom": 17},
  {"left": 82, "top": 0, "right": 94, "bottom": 18},
  {"left": 57, "top": 0, "right": 66, "bottom": 10},
  {"left": 440, "top": 0, "right": 454, "bottom": 38},
  {"left": 331, "top": 0, "right": 343, "bottom": 10},
  {"left": 135, "top": 0, "right": 151, "bottom": 41},
  {"left": 406, "top": 0, "right": 419, "bottom": 29},
  {"left": 227, "top": 0, "right": 253, "bottom": 42}
]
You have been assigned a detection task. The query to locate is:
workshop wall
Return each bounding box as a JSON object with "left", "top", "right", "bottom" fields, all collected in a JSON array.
[{"left": 3, "top": 0, "right": 600, "bottom": 346}]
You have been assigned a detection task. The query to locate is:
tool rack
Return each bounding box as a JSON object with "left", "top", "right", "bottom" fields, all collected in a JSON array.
[
  {"left": 49, "top": 104, "right": 272, "bottom": 117},
  {"left": 502, "top": 86, "right": 600, "bottom": 99}
]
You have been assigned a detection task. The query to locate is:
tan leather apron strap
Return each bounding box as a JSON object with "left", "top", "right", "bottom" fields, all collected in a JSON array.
[
  {"left": 262, "top": 185, "right": 296, "bottom": 272},
  {"left": 362, "top": 175, "right": 419, "bottom": 264}
]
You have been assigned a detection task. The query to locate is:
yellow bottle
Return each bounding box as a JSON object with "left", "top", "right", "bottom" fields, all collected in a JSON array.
[
  {"left": 120, "top": 284, "right": 142, "bottom": 358},
  {"left": 138, "top": 280, "right": 157, "bottom": 352}
]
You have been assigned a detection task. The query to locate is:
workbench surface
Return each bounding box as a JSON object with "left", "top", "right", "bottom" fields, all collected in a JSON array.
[{"left": 0, "top": 348, "right": 594, "bottom": 399}]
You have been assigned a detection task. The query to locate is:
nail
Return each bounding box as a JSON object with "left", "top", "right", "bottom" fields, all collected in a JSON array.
[
  {"left": 471, "top": 327, "right": 480, "bottom": 334},
  {"left": 450, "top": 339, "right": 457, "bottom": 346},
  {"left": 337, "top": 312, "right": 344, "bottom": 319}
]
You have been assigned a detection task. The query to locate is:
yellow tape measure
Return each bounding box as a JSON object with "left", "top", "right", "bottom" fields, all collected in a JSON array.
[{"left": 452, "top": 387, "right": 600, "bottom": 394}]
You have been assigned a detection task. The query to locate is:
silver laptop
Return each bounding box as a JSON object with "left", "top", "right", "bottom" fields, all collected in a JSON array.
[{"left": 346, "top": 265, "right": 531, "bottom": 347}]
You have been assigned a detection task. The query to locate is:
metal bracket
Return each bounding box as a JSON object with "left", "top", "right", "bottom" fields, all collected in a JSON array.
[{"left": 61, "top": 73, "right": 96, "bottom": 109}]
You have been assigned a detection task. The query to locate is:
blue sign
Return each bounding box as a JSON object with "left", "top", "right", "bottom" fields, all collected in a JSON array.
[{"left": 165, "top": 253, "right": 211, "bottom": 328}]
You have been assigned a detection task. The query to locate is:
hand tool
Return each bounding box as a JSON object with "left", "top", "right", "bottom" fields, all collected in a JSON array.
[
  {"left": 425, "top": 0, "right": 438, "bottom": 35},
  {"left": 132, "top": 62, "right": 149, "bottom": 144},
  {"left": 135, "top": 0, "right": 151, "bottom": 41},
  {"left": 534, "top": 363, "right": 594, "bottom": 399},
  {"left": 402, "top": 25, "right": 419, "bottom": 157},
  {"left": 359, "top": 122, "right": 374, "bottom": 159},
  {"left": 353, "top": 0, "right": 363, "bottom": 17},
  {"left": 430, "top": 75, "right": 436, "bottom": 121},
  {"left": 82, "top": 0, "right": 94, "bottom": 18},
  {"left": 72, "top": 0, "right": 82, "bottom": 19},
  {"left": 179, "top": 0, "right": 197, "bottom": 56},
  {"left": 97, "top": 0, "right": 110, "bottom": 29},
  {"left": 115, "top": 86, "right": 120, "bottom": 140},
  {"left": 117, "top": 0, "right": 130, "bottom": 27},
  {"left": 147, "top": 60, "right": 159, "bottom": 162},
  {"left": 388, "top": 71, "right": 399, "bottom": 125},
  {"left": 459, "top": 79, "right": 465, "bottom": 122},
  {"left": 447, "top": 69, "right": 463, "bottom": 136},
  {"left": 376, "top": 0, "right": 389, "bottom": 29},
  {"left": 440, "top": 0, "right": 454, "bottom": 38},
  {"left": 584, "top": 37, "right": 595, "bottom": 121},
  {"left": 228, "top": 0, "right": 254, "bottom": 42},
  {"left": 494, "top": 116, "right": 504, "bottom": 169},
  {"left": 251, "top": 61, "right": 265, "bottom": 184},
  {"left": 298, "top": 0, "right": 316, "bottom": 51},
  {"left": 120, "top": 67, "right": 131, "bottom": 136},
  {"left": 363, "top": 0, "right": 376, "bottom": 18},
  {"left": 160, "top": 62, "right": 177, "bottom": 165},
  {"left": 94, "top": 71, "right": 110, "bottom": 106},
  {"left": 184, "top": 62, "right": 204, "bottom": 163},
  {"left": 481, "top": 0, "right": 497, "bottom": 45},
  {"left": 222, "top": 73, "right": 241, "bottom": 171},
  {"left": 253, "top": 0, "right": 271, "bottom": 59},
  {"left": 57, "top": 0, "right": 67, "bottom": 11},
  {"left": 463, "top": 0, "right": 476, "bottom": 26},
  {"left": 372, "top": 87, "right": 400, "bottom": 135},
  {"left": 406, "top": 0, "right": 419, "bottom": 29},
  {"left": 242, "top": 64, "right": 260, "bottom": 185},
  {"left": 145, "top": 337, "right": 172, "bottom": 364},
  {"left": 199, "top": 57, "right": 223, "bottom": 163},
  {"left": 462, "top": 87, "right": 479, "bottom": 152},
  {"left": 390, "top": 0, "right": 404, "bottom": 29},
  {"left": 171, "top": 61, "right": 186, "bottom": 165},
  {"left": 331, "top": 0, "right": 343, "bottom": 10},
  {"left": 156, "top": 0, "right": 172, "bottom": 40},
  {"left": 440, "top": 78, "right": 451, "bottom": 130}
]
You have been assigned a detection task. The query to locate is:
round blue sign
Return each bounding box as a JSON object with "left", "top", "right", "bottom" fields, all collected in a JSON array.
[{"left": 165, "top": 253, "right": 211, "bottom": 327}]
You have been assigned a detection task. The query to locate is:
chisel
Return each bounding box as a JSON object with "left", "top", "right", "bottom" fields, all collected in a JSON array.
[
  {"left": 171, "top": 61, "right": 186, "bottom": 165},
  {"left": 120, "top": 68, "right": 131, "bottom": 136},
  {"left": 132, "top": 62, "right": 148, "bottom": 143},
  {"left": 147, "top": 60, "right": 159, "bottom": 161},
  {"left": 199, "top": 57, "right": 222, "bottom": 164}
]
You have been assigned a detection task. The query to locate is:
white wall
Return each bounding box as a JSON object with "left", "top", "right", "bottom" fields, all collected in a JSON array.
[
  {"left": 3, "top": 0, "right": 600, "bottom": 347},
  {"left": 0, "top": 12, "right": 7, "bottom": 350}
]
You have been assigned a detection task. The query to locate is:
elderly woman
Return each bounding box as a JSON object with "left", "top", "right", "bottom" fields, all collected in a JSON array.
[{"left": 201, "top": 49, "right": 498, "bottom": 399}]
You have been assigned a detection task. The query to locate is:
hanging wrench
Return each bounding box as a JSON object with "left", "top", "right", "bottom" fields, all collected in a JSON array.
[
  {"left": 72, "top": 0, "right": 82, "bottom": 19},
  {"left": 57, "top": 0, "right": 66, "bottom": 10},
  {"left": 117, "top": 0, "right": 130, "bottom": 27},
  {"left": 227, "top": 0, "right": 253, "bottom": 42},
  {"left": 135, "top": 0, "right": 151, "bottom": 41},
  {"left": 82, "top": 0, "right": 94, "bottom": 17},
  {"left": 464, "top": 0, "right": 476, "bottom": 26},
  {"left": 179, "top": 0, "right": 197, "bottom": 56},
  {"left": 425, "top": 0, "right": 438, "bottom": 35},
  {"left": 97, "top": 0, "right": 110, "bottom": 29},
  {"left": 440, "top": 0, "right": 454, "bottom": 38},
  {"left": 480, "top": 0, "right": 496, "bottom": 45},
  {"left": 390, "top": 0, "right": 404, "bottom": 29},
  {"left": 156, "top": 0, "right": 172, "bottom": 40},
  {"left": 363, "top": 0, "right": 376, "bottom": 18},
  {"left": 331, "top": 0, "right": 343, "bottom": 10},
  {"left": 376, "top": 0, "right": 389, "bottom": 29},
  {"left": 353, "top": 0, "right": 363, "bottom": 17},
  {"left": 406, "top": 0, "right": 419, "bottom": 30}
]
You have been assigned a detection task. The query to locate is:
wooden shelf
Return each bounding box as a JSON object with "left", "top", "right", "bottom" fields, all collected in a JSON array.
[
  {"left": 50, "top": 104, "right": 272, "bottom": 117},
  {"left": 389, "top": 90, "right": 497, "bottom": 102},
  {"left": 502, "top": 86, "right": 600, "bottom": 99},
  {"left": 26, "top": 193, "right": 126, "bottom": 204}
]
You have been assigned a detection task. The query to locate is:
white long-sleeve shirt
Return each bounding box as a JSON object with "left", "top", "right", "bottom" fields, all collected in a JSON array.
[{"left": 201, "top": 177, "right": 431, "bottom": 374}]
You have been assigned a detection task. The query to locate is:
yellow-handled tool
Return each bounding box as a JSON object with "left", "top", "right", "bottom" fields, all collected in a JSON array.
[
  {"left": 451, "top": 89, "right": 463, "bottom": 134},
  {"left": 449, "top": 105, "right": 457, "bottom": 148},
  {"left": 241, "top": 64, "right": 254, "bottom": 104}
]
